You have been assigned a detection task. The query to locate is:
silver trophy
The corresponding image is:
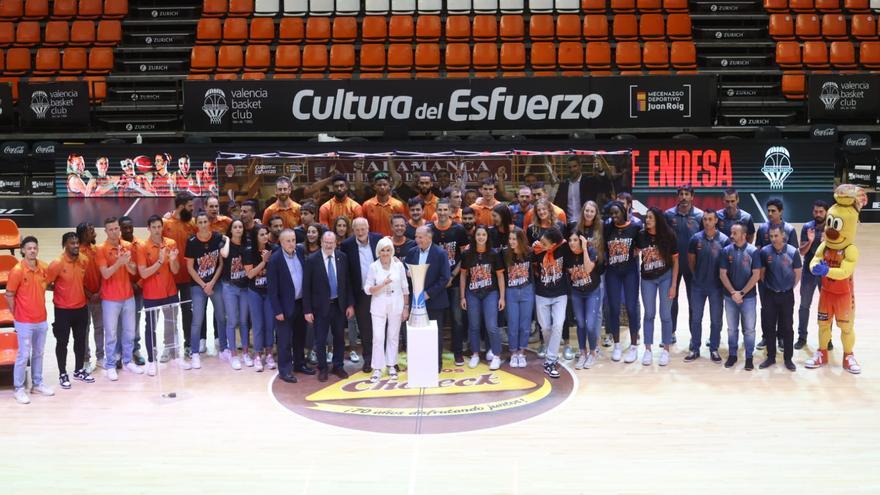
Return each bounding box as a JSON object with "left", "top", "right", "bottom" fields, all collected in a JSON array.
[{"left": 407, "top": 263, "right": 430, "bottom": 327}]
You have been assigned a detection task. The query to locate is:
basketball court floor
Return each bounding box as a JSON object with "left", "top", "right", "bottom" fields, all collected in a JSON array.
[{"left": 2, "top": 193, "right": 878, "bottom": 494}]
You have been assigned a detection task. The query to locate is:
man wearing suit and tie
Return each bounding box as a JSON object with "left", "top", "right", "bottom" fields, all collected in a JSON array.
[
  {"left": 404, "top": 226, "right": 451, "bottom": 372},
  {"left": 267, "top": 229, "right": 314, "bottom": 383},
  {"left": 304, "top": 231, "right": 356, "bottom": 382},
  {"left": 340, "top": 217, "right": 382, "bottom": 373}
]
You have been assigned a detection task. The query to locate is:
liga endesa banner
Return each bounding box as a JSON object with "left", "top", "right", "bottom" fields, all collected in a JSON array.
[
  {"left": 55, "top": 145, "right": 219, "bottom": 198},
  {"left": 808, "top": 74, "right": 880, "bottom": 121},
  {"left": 628, "top": 140, "right": 836, "bottom": 192},
  {"left": 184, "top": 76, "right": 717, "bottom": 132}
]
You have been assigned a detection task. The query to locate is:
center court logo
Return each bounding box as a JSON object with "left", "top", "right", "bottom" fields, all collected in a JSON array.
[
  {"left": 761, "top": 146, "right": 794, "bottom": 189},
  {"left": 202, "top": 88, "right": 229, "bottom": 125},
  {"left": 272, "top": 358, "right": 575, "bottom": 434}
]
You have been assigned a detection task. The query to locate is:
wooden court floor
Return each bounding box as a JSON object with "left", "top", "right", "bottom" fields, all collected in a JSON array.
[{"left": 2, "top": 226, "right": 879, "bottom": 494}]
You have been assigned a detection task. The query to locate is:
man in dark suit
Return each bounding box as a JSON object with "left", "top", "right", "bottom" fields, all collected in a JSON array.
[
  {"left": 404, "top": 226, "right": 451, "bottom": 372},
  {"left": 340, "top": 217, "right": 382, "bottom": 373},
  {"left": 304, "top": 231, "right": 356, "bottom": 382},
  {"left": 267, "top": 229, "right": 313, "bottom": 383},
  {"left": 553, "top": 157, "right": 597, "bottom": 225}
]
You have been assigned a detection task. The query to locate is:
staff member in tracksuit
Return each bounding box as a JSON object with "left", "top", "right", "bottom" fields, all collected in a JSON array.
[{"left": 758, "top": 224, "right": 802, "bottom": 371}]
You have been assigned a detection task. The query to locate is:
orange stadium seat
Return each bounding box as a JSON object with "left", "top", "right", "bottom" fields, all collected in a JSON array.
[
  {"left": 795, "top": 14, "right": 821, "bottom": 40},
  {"left": 782, "top": 71, "right": 805, "bottom": 99},
  {"left": 70, "top": 20, "right": 96, "bottom": 46},
  {"left": 861, "top": 41, "right": 880, "bottom": 68},
  {"left": 821, "top": 14, "right": 848, "bottom": 40},
  {"left": 445, "top": 15, "right": 470, "bottom": 41},
  {"left": 223, "top": 18, "right": 248, "bottom": 44},
  {"left": 5, "top": 47, "right": 31, "bottom": 74},
  {"left": 229, "top": 0, "right": 254, "bottom": 16},
  {"left": 770, "top": 14, "right": 795, "bottom": 40},
  {"left": 500, "top": 41, "right": 525, "bottom": 73},
  {"left": 389, "top": 15, "right": 415, "bottom": 41},
  {"left": 581, "top": 0, "right": 605, "bottom": 12},
  {"left": 95, "top": 19, "right": 121, "bottom": 45},
  {"left": 663, "top": 0, "right": 688, "bottom": 11},
  {"left": 612, "top": 14, "right": 638, "bottom": 40},
  {"left": 670, "top": 40, "right": 696, "bottom": 69},
  {"left": 473, "top": 15, "right": 497, "bottom": 40},
  {"left": 611, "top": 0, "right": 635, "bottom": 12},
  {"left": 78, "top": 0, "right": 103, "bottom": 19},
  {"left": 815, "top": 0, "right": 840, "bottom": 10},
  {"left": 583, "top": 14, "right": 608, "bottom": 40},
  {"left": 803, "top": 40, "right": 828, "bottom": 68},
  {"left": 0, "top": 331, "right": 17, "bottom": 365},
  {"left": 387, "top": 43, "right": 413, "bottom": 77},
  {"left": 0, "top": 0, "right": 23, "bottom": 19},
  {"left": 415, "top": 42, "right": 440, "bottom": 71},
  {"left": 829, "top": 40, "right": 856, "bottom": 68},
  {"left": 530, "top": 41, "right": 556, "bottom": 74},
  {"left": 241, "top": 71, "right": 265, "bottom": 80},
  {"left": 0, "top": 220, "right": 20, "bottom": 253},
  {"left": 586, "top": 41, "right": 612, "bottom": 70},
  {"left": 244, "top": 43, "right": 270, "bottom": 71},
  {"left": 0, "top": 22, "right": 12, "bottom": 46},
  {"left": 191, "top": 45, "right": 217, "bottom": 73},
  {"left": 202, "top": 0, "right": 228, "bottom": 17},
  {"left": 666, "top": 13, "right": 692, "bottom": 40},
  {"left": 24, "top": 0, "right": 49, "bottom": 19},
  {"left": 362, "top": 16, "right": 387, "bottom": 42},
  {"left": 250, "top": 17, "right": 275, "bottom": 43},
  {"left": 851, "top": 14, "right": 877, "bottom": 40},
  {"left": 52, "top": 0, "right": 77, "bottom": 18},
  {"left": 43, "top": 20, "right": 70, "bottom": 45},
  {"left": 197, "top": 18, "right": 222, "bottom": 44},
  {"left": 305, "top": 17, "right": 330, "bottom": 43},
  {"left": 500, "top": 14, "right": 524, "bottom": 40},
  {"left": 278, "top": 17, "right": 304, "bottom": 43},
  {"left": 103, "top": 0, "right": 128, "bottom": 19},
  {"left": 300, "top": 44, "right": 326, "bottom": 77},
  {"left": 472, "top": 42, "right": 498, "bottom": 75},
  {"left": 61, "top": 46, "right": 87, "bottom": 73},
  {"left": 639, "top": 13, "right": 665, "bottom": 40},
  {"left": 763, "top": 0, "right": 789, "bottom": 12},
  {"left": 358, "top": 43, "right": 385, "bottom": 76},
  {"left": 87, "top": 45, "right": 113, "bottom": 73},
  {"left": 34, "top": 46, "right": 60, "bottom": 74},
  {"left": 329, "top": 43, "right": 355, "bottom": 75},
  {"left": 643, "top": 40, "right": 668, "bottom": 69},
  {"left": 843, "top": 0, "right": 869, "bottom": 11},
  {"left": 638, "top": 0, "right": 662, "bottom": 11},
  {"left": 776, "top": 40, "right": 803, "bottom": 68},
  {"left": 529, "top": 14, "right": 554, "bottom": 40},
  {"left": 15, "top": 21, "right": 40, "bottom": 46},
  {"left": 556, "top": 14, "right": 580, "bottom": 40},
  {"left": 217, "top": 44, "right": 243, "bottom": 72},
  {"left": 445, "top": 42, "right": 471, "bottom": 75},
  {"left": 331, "top": 16, "right": 356, "bottom": 42},
  {"left": 273, "top": 43, "right": 301, "bottom": 72},
  {"left": 416, "top": 15, "right": 441, "bottom": 41},
  {"left": 615, "top": 40, "right": 642, "bottom": 71},
  {"left": 789, "top": 0, "right": 814, "bottom": 12},
  {"left": 557, "top": 41, "right": 584, "bottom": 73}
]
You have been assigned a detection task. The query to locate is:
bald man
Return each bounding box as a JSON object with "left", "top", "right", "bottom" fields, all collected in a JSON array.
[{"left": 340, "top": 218, "right": 383, "bottom": 373}]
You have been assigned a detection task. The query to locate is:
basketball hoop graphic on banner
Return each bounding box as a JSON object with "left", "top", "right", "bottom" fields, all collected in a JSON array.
[
  {"left": 761, "top": 146, "right": 794, "bottom": 189},
  {"left": 202, "top": 88, "right": 228, "bottom": 125},
  {"left": 30, "top": 91, "right": 50, "bottom": 119}
]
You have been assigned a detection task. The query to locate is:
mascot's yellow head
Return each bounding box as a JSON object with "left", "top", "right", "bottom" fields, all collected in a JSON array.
[{"left": 824, "top": 184, "right": 862, "bottom": 251}]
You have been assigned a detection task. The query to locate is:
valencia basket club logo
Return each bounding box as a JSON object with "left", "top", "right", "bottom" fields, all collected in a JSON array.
[{"left": 272, "top": 356, "right": 576, "bottom": 434}]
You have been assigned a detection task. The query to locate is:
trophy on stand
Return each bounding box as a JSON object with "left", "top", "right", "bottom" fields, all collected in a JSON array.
[{"left": 406, "top": 263, "right": 439, "bottom": 387}]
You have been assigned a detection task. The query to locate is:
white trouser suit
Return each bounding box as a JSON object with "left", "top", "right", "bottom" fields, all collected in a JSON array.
[{"left": 364, "top": 258, "right": 409, "bottom": 370}]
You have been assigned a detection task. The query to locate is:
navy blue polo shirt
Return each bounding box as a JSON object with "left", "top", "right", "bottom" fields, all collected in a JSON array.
[
  {"left": 716, "top": 208, "right": 756, "bottom": 239},
  {"left": 688, "top": 230, "right": 730, "bottom": 289},
  {"left": 760, "top": 243, "right": 802, "bottom": 293},
  {"left": 720, "top": 242, "right": 762, "bottom": 298},
  {"left": 664, "top": 206, "right": 703, "bottom": 275},
  {"left": 755, "top": 221, "right": 798, "bottom": 250},
  {"left": 800, "top": 220, "right": 824, "bottom": 267}
]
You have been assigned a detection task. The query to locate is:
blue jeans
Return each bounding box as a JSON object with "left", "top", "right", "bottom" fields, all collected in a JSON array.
[
  {"left": 570, "top": 289, "right": 602, "bottom": 351},
  {"left": 536, "top": 294, "right": 567, "bottom": 363},
  {"left": 13, "top": 320, "right": 48, "bottom": 390},
  {"left": 115, "top": 290, "right": 143, "bottom": 359},
  {"left": 190, "top": 283, "right": 226, "bottom": 354},
  {"left": 102, "top": 297, "right": 136, "bottom": 368},
  {"left": 641, "top": 270, "right": 673, "bottom": 346},
  {"left": 690, "top": 284, "right": 724, "bottom": 352},
  {"left": 605, "top": 265, "right": 640, "bottom": 343},
  {"left": 222, "top": 282, "right": 249, "bottom": 352},
  {"left": 724, "top": 295, "right": 757, "bottom": 359},
  {"left": 247, "top": 289, "right": 275, "bottom": 352},
  {"left": 797, "top": 270, "right": 820, "bottom": 339},
  {"left": 466, "top": 290, "right": 501, "bottom": 356},
  {"left": 505, "top": 284, "right": 534, "bottom": 351}
]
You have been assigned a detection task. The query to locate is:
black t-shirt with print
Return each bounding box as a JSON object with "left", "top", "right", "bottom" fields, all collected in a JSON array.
[
  {"left": 461, "top": 248, "right": 503, "bottom": 297},
  {"left": 532, "top": 243, "right": 570, "bottom": 298},
  {"left": 501, "top": 247, "right": 533, "bottom": 289},
  {"left": 244, "top": 246, "right": 269, "bottom": 294},
  {"left": 393, "top": 238, "right": 416, "bottom": 261},
  {"left": 432, "top": 222, "right": 468, "bottom": 282},
  {"left": 185, "top": 232, "right": 225, "bottom": 285},
  {"left": 222, "top": 240, "right": 249, "bottom": 288},
  {"left": 564, "top": 246, "right": 602, "bottom": 293},
  {"left": 635, "top": 230, "right": 678, "bottom": 279},
  {"left": 527, "top": 221, "right": 566, "bottom": 245},
  {"left": 604, "top": 222, "right": 640, "bottom": 272}
]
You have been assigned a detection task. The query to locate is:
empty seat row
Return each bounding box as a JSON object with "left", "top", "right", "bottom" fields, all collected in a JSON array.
[
  {"left": 242, "top": 0, "right": 690, "bottom": 16},
  {"left": 0, "top": 75, "right": 106, "bottom": 101},
  {"left": 776, "top": 39, "right": 880, "bottom": 67},
  {"left": 771, "top": 13, "right": 880, "bottom": 40},
  {"left": 764, "top": 0, "right": 879, "bottom": 12},
  {"left": 0, "top": 19, "right": 120, "bottom": 46},
  {"left": 190, "top": 39, "right": 695, "bottom": 76},
  {"left": 0, "top": 0, "right": 127, "bottom": 20},
  {"left": 0, "top": 45, "right": 112, "bottom": 74}
]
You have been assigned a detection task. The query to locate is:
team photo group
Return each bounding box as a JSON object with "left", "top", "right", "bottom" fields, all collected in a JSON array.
[{"left": 6, "top": 157, "right": 862, "bottom": 405}]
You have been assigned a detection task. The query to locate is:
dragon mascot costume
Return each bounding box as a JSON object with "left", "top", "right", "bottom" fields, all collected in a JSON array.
[{"left": 805, "top": 184, "right": 863, "bottom": 374}]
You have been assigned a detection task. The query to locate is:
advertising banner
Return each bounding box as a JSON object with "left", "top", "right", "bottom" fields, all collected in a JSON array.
[
  {"left": 0, "top": 84, "right": 13, "bottom": 127},
  {"left": 18, "top": 81, "right": 90, "bottom": 128},
  {"left": 808, "top": 74, "right": 880, "bottom": 121}
]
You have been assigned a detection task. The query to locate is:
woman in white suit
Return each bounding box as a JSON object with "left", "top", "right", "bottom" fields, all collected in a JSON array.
[{"left": 364, "top": 237, "right": 410, "bottom": 383}]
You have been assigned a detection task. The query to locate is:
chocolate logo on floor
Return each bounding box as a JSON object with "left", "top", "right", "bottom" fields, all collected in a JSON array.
[{"left": 271, "top": 356, "right": 575, "bottom": 434}]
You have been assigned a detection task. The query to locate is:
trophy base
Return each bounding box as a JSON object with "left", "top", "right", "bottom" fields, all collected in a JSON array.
[{"left": 408, "top": 308, "right": 429, "bottom": 328}]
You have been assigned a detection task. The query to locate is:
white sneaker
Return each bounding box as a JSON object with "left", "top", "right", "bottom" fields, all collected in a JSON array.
[
  {"left": 575, "top": 354, "right": 588, "bottom": 370},
  {"left": 611, "top": 343, "right": 623, "bottom": 362},
  {"left": 254, "top": 355, "right": 264, "bottom": 372},
  {"left": 243, "top": 353, "right": 254, "bottom": 367},
  {"left": 659, "top": 349, "right": 670, "bottom": 367},
  {"left": 199, "top": 339, "right": 207, "bottom": 354},
  {"left": 219, "top": 349, "right": 230, "bottom": 362},
  {"left": 31, "top": 383, "right": 55, "bottom": 396},
  {"left": 124, "top": 362, "right": 144, "bottom": 374},
  {"left": 509, "top": 355, "right": 519, "bottom": 368},
  {"left": 489, "top": 356, "right": 501, "bottom": 370},
  {"left": 468, "top": 354, "right": 480, "bottom": 368},
  {"left": 177, "top": 358, "right": 192, "bottom": 370},
  {"left": 191, "top": 353, "right": 202, "bottom": 369},
  {"left": 624, "top": 345, "right": 639, "bottom": 363},
  {"left": 213, "top": 339, "right": 220, "bottom": 355},
  {"left": 487, "top": 350, "right": 495, "bottom": 362},
  {"left": 642, "top": 349, "right": 653, "bottom": 366},
  {"left": 105, "top": 368, "right": 118, "bottom": 381},
  {"left": 519, "top": 354, "right": 528, "bottom": 368},
  {"left": 349, "top": 350, "right": 360, "bottom": 363},
  {"left": 146, "top": 362, "right": 157, "bottom": 376},
  {"left": 159, "top": 349, "right": 172, "bottom": 363},
  {"left": 266, "top": 354, "right": 277, "bottom": 370},
  {"left": 563, "top": 345, "right": 575, "bottom": 360},
  {"left": 584, "top": 353, "right": 597, "bottom": 369},
  {"left": 13, "top": 388, "right": 30, "bottom": 404},
  {"left": 231, "top": 356, "right": 242, "bottom": 370}
]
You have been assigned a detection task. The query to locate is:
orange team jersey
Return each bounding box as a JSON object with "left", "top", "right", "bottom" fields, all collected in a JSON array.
[
  {"left": 96, "top": 240, "right": 135, "bottom": 301},
  {"left": 6, "top": 259, "right": 49, "bottom": 323},
  {"left": 262, "top": 200, "right": 302, "bottom": 228},
  {"left": 47, "top": 253, "right": 88, "bottom": 309},
  {"left": 319, "top": 196, "right": 363, "bottom": 227},
  {"left": 820, "top": 247, "right": 854, "bottom": 295},
  {"left": 431, "top": 209, "right": 463, "bottom": 225},
  {"left": 151, "top": 173, "right": 174, "bottom": 196},
  {"left": 137, "top": 237, "right": 179, "bottom": 300},
  {"left": 420, "top": 193, "right": 439, "bottom": 222},
  {"left": 173, "top": 173, "right": 198, "bottom": 195},
  {"left": 210, "top": 215, "right": 232, "bottom": 234},
  {"left": 163, "top": 216, "right": 196, "bottom": 284},
  {"left": 79, "top": 243, "right": 102, "bottom": 295},
  {"left": 362, "top": 196, "right": 408, "bottom": 237},
  {"left": 523, "top": 204, "right": 567, "bottom": 228},
  {"left": 471, "top": 198, "right": 500, "bottom": 227}
]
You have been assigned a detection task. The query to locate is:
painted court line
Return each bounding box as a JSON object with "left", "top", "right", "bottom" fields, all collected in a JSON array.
[
  {"left": 123, "top": 198, "right": 141, "bottom": 217},
  {"left": 751, "top": 193, "right": 768, "bottom": 222}
]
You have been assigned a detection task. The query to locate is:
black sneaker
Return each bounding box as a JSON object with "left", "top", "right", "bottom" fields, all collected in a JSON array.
[
  {"left": 759, "top": 358, "right": 776, "bottom": 369},
  {"left": 724, "top": 356, "right": 738, "bottom": 368},
  {"left": 794, "top": 338, "right": 807, "bottom": 350},
  {"left": 73, "top": 369, "right": 95, "bottom": 383},
  {"left": 684, "top": 351, "right": 699, "bottom": 362},
  {"left": 115, "top": 359, "right": 123, "bottom": 370},
  {"left": 133, "top": 351, "right": 146, "bottom": 366},
  {"left": 710, "top": 351, "right": 722, "bottom": 363},
  {"left": 756, "top": 338, "right": 766, "bottom": 350},
  {"left": 454, "top": 354, "right": 464, "bottom": 366},
  {"left": 745, "top": 357, "right": 754, "bottom": 371},
  {"left": 543, "top": 361, "right": 560, "bottom": 379},
  {"left": 827, "top": 341, "right": 834, "bottom": 351},
  {"left": 59, "top": 373, "right": 71, "bottom": 389},
  {"left": 784, "top": 360, "right": 797, "bottom": 371}
]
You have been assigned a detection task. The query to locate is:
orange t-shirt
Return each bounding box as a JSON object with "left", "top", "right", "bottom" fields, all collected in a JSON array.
[
  {"left": 47, "top": 253, "right": 88, "bottom": 309},
  {"left": 210, "top": 215, "right": 232, "bottom": 235},
  {"left": 820, "top": 247, "right": 854, "bottom": 296},
  {"left": 262, "top": 200, "right": 302, "bottom": 228},
  {"left": 96, "top": 240, "right": 135, "bottom": 302},
  {"left": 523, "top": 204, "right": 567, "bottom": 228},
  {"left": 6, "top": 259, "right": 49, "bottom": 323},
  {"left": 431, "top": 209, "right": 463, "bottom": 225},
  {"left": 137, "top": 237, "right": 179, "bottom": 300},
  {"left": 420, "top": 193, "right": 439, "bottom": 222},
  {"left": 319, "top": 197, "right": 363, "bottom": 227},
  {"left": 362, "top": 196, "right": 408, "bottom": 237},
  {"left": 79, "top": 243, "right": 102, "bottom": 295},
  {"left": 471, "top": 198, "right": 500, "bottom": 227},
  {"left": 163, "top": 215, "right": 196, "bottom": 284}
]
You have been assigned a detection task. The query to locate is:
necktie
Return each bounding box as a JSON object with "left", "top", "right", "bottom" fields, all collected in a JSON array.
[{"left": 327, "top": 255, "right": 338, "bottom": 299}]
